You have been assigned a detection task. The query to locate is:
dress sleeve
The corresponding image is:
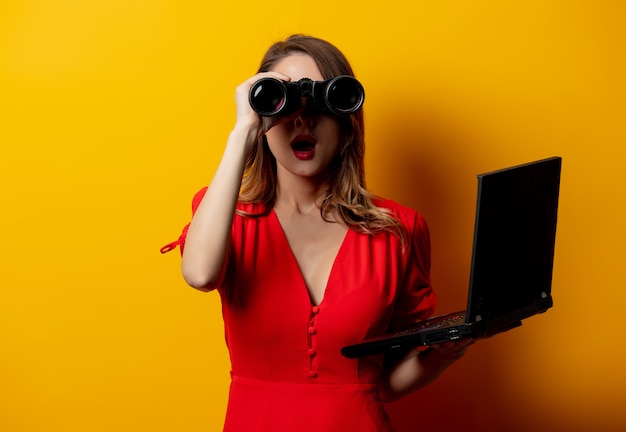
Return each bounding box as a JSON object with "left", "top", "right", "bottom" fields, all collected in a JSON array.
[
  {"left": 160, "top": 187, "right": 208, "bottom": 255},
  {"left": 388, "top": 212, "right": 437, "bottom": 331}
]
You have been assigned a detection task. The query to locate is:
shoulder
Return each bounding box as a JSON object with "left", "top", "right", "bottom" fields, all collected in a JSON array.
[
  {"left": 189, "top": 187, "right": 268, "bottom": 216},
  {"left": 372, "top": 196, "right": 414, "bottom": 215},
  {"left": 235, "top": 201, "right": 270, "bottom": 216},
  {"left": 372, "top": 197, "right": 428, "bottom": 230},
  {"left": 190, "top": 187, "right": 208, "bottom": 213}
]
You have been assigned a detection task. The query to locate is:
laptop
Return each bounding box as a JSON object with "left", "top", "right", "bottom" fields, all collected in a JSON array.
[{"left": 341, "top": 156, "right": 562, "bottom": 359}]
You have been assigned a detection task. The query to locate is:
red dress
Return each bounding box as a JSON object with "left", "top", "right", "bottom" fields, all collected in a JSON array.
[{"left": 161, "top": 188, "right": 436, "bottom": 431}]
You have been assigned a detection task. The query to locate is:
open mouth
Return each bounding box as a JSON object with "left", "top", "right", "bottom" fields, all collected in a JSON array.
[
  {"left": 291, "top": 136, "right": 316, "bottom": 160},
  {"left": 291, "top": 140, "right": 315, "bottom": 152}
]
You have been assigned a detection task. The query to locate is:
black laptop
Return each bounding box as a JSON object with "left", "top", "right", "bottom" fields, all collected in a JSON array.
[{"left": 341, "top": 156, "right": 562, "bottom": 359}]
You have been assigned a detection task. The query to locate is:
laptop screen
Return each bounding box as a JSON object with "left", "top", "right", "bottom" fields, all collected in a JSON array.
[{"left": 466, "top": 157, "right": 561, "bottom": 325}]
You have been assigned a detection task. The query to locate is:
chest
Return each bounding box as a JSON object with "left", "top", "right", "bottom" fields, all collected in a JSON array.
[
  {"left": 221, "top": 212, "right": 412, "bottom": 350},
  {"left": 274, "top": 211, "right": 348, "bottom": 306},
  {"left": 223, "top": 209, "right": 409, "bottom": 314}
]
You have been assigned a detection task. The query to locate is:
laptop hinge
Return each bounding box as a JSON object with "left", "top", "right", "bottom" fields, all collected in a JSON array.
[{"left": 536, "top": 293, "right": 554, "bottom": 312}]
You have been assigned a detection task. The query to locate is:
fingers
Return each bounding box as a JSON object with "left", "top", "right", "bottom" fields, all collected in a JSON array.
[
  {"left": 234, "top": 71, "right": 292, "bottom": 131},
  {"left": 236, "top": 71, "right": 291, "bottom": 101},
  {"left": 429, "top": 338, "right": 476, "bottom": 362},
  {"left": 244, "top": 71, "right": 291, "bottom": 87}
]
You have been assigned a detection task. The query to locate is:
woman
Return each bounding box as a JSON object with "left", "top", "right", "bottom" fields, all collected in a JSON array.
[{"left": 161, "top": 34, "right": 472, "bottom": 432}]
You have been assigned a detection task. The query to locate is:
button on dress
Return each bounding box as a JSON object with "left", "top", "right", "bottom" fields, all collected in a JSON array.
[{"left": 161, "top": 188, "right": 436, "bottom": 431}]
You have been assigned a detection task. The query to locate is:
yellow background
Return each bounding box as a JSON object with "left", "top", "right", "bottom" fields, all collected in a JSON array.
[{"left": 1, "top": 1, "right": 625, "bottom": 431}]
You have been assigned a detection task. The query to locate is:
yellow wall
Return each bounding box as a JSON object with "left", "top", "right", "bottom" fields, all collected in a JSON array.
[{"left": 1, "top": 1, "right": 624, "bottom": 431}]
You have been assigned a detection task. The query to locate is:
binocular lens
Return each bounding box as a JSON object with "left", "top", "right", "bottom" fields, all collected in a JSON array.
[
  {"left": 325, "top": 76, "right": 364, "bottom": 114},
  {"left": 249, "top": 75, "right": 364, "bottom": 117},
  {"left": 250, "top": 78, "right": 287, "bottom": 116}
]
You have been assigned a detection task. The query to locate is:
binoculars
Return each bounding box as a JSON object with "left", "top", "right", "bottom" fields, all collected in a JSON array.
[{"left": 249, "top": 75, "right": 365, "bottom": 117}]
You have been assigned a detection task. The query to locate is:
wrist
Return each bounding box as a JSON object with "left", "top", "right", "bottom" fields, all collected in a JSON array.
[
  {"left": 233, "top": 111, "right": 264, "bottom": 135},
  {"left": 417, "top": 347, "right": 450, "bottom": 374},
  {"left": 228, "top": 122, "right": 260, "bottom": 150}
]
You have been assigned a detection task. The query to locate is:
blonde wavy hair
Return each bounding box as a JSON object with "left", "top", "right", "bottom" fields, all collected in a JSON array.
[{"left": 238, "top": 34, "right": 404, "bottom": 240}]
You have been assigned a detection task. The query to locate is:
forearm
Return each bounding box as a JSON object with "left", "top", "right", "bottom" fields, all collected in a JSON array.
[
  {"left": 180, "top": 71, "right": 290, "bottom": 290},
  {"left": 379, "top": 348, "right": 445, "bottom": 402},
  {"left": 181, "top": 125, "right": 256, "bottom": 290},
  {"left": 379, "top": 340, "right": 473, "bottom": 402}
]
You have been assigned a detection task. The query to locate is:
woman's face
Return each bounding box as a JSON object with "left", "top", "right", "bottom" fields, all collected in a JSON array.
[{"left": 264, "top": 53, "right": 342, "bottom": 182}]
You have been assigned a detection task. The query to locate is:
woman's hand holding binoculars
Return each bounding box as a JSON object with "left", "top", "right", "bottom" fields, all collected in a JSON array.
[
  {"left": 233, "top": 72, "right": 292, "bottom": 146},
  {"left": 231, "top": 71, "right": 364, "bottom": 155}
]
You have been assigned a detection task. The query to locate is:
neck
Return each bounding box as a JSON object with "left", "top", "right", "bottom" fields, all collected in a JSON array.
[{"left": 274, "top": 173, "right": 330, "bottom": 215}]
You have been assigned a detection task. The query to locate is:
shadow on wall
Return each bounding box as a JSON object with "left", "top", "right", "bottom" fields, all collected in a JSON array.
[
  {"left": 369, "top": 102, "right": 524, "bottom": 432},
  {"left": 367, "top": 94, "right": 482, "bottom": 309}
]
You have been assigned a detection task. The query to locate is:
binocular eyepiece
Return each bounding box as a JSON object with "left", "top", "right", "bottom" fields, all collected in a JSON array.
[{"left": 249, "top": 75, "right": 365, "bottom": 117}]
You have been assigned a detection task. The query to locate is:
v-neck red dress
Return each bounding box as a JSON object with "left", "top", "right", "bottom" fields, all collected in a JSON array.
[{"left": 161, "top": 188, "right": 436, "bottom": 432}]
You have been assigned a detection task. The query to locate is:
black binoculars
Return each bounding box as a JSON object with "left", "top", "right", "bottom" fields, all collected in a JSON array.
[{"left": 249, "top": 75, "right": 365, "bottom": 117}]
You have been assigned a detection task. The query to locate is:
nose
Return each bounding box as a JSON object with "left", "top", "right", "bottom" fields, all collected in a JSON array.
[{"left": 293, "top": 98, "right": 316, "bottom": 128}]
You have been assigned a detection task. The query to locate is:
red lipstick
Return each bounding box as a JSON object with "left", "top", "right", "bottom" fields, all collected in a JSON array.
[{"left": 291, "top": 134, "right": 316, "bottom": 160}]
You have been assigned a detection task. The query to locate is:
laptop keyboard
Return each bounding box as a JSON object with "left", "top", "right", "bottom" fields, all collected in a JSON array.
[{"left": 395, "top": 311, "right": 467, "bottom": 336}]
